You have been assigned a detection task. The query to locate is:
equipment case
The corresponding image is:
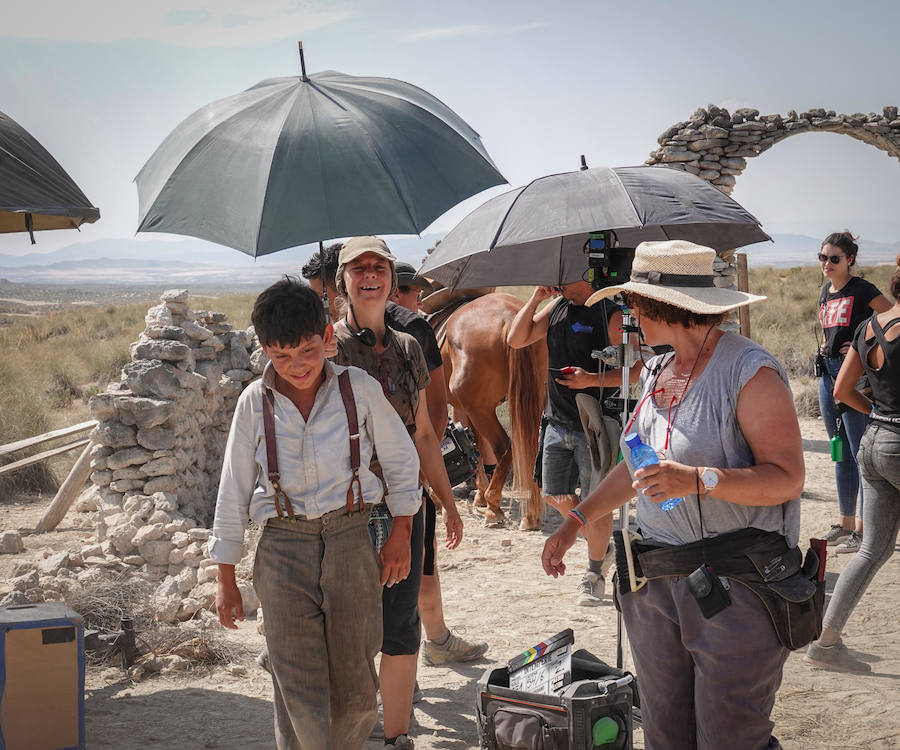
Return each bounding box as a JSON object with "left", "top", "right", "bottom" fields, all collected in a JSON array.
[
  {"left": 476, "top": 649, "right": 635, "bottom": 750},
  {"left": 0, "top": 602, "right": 85, "bottom": 750}
]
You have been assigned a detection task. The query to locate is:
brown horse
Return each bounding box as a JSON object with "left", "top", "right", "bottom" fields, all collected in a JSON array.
[{"left": 440, "top": 293, "right": 547, "bottom": 530}]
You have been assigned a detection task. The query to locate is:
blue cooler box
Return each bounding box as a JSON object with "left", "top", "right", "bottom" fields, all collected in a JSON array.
[{"left": 0, "top": 602, "right": 85, "bottom": 750}]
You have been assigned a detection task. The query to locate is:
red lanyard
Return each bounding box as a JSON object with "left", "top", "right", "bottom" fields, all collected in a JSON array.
[{"left": 625, "top": 326, "right": 714, "bottom": 454}]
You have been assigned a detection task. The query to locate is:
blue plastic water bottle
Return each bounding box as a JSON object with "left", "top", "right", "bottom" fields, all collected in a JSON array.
[{"left": 625, "top": 432, "right": 683, "bottom": 511}]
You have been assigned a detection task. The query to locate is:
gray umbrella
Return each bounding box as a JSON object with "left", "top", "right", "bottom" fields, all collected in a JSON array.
[
  {"left": 0, "top": 110, "right": 100, "bottom": 244},
  {"left": 418, "top": 164, "right": 770, "bottom": 289},
  {"left": 136, "top": 45, "right": 506, "bottom": 257}
]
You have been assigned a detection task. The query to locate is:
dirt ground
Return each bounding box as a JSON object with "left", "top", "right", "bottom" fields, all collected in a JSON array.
[{"left": 2, "top": 416, "right": 898, "bottom": 750}]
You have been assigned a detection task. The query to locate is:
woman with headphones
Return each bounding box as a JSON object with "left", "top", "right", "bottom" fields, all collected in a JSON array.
[{"left": 332, "top": 236, "right": 464, "bottom": 750}]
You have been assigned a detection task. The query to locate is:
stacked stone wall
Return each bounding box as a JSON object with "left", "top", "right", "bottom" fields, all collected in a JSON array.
[
  {"left": 81, "top": 289, "right": 266, "bottom": 621},
  {"left": 647, "top": 104, "right": 900, "bottom": 195}
]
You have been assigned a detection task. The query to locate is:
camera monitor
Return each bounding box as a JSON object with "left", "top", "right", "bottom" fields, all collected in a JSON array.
[{"left": 584, "top": 230, "right": 634, "bottom": 291}]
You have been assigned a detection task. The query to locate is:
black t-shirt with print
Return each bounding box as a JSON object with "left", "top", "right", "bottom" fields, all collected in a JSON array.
[
  {"left": 817, "top": 276, "right": 881, "bottom": 358},
  {"left": 545, "top": 296, "right": 620, "bottom": 430}
]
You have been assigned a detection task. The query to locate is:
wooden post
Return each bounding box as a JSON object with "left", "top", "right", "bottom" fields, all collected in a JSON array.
[
  {"left": 36, "top": 443, "right": 93, "bottom": 533},
  {"left": 736, "top": 252, "right": 750, "bottom": 338}
]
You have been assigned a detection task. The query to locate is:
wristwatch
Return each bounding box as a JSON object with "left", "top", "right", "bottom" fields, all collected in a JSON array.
[{"left": 699, "top": 467, "right": 719, "bottom": 496}]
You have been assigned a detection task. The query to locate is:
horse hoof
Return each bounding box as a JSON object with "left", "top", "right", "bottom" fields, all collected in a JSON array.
[
  {"left": 519, "top": 518, "right": 541, "bottom": 532},
  {"left": 479, "top": 507, "right": 505, "bottom": 527},
  {"left": 473, "top": 490, "right": 487, "bottom": 508}
]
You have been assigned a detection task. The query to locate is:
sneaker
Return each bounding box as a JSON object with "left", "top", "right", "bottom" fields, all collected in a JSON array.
[
  {"left": 805, "top": 640, "right": 872, "bottom": 674},
  {"left": 822, "top": 525, "right": 852, "bottom": 546},
  {"left": 385, "top": 735, "right": 415, "bottom": 750},
  {"left": 835, "top": 531, "right": 862, "bottom": 554},
  {"left": 422, "top": 632, "right": 489, "bottom": 666},
  {"left": 577, "top": 571, "right": 605, "bottom": 607}
]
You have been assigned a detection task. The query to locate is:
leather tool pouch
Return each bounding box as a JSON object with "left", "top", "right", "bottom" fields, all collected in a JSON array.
[{"left": 738, "top": 543, "right": 825, "bottom": 651}]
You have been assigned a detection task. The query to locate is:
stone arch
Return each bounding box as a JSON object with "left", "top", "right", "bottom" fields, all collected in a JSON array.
[{"left": 646, "top": 105, "right": 900, "bottom": 194}]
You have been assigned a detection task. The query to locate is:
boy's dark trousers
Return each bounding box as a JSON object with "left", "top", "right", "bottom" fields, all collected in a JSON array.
[{"left": 255, "top": 509, "right": 382, "bottom": 750}]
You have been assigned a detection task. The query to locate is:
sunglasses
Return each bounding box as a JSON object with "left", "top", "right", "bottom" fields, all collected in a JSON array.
[{"left": 818, "top": 253, "right": 845, "bottom": 264}]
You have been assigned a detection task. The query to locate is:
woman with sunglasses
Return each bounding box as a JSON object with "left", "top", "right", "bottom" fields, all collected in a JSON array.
[
  {"left": 807, "top": 253, "right": 900, "bottom": 672},
  {"left": 815, "top": 231, "right": 890, "bottom": 553},
  {"left": 332, "top": 236, "right": 464, "bottom": 750}
]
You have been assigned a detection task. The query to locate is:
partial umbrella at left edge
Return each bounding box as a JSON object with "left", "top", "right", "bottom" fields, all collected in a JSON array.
[{"left": 0, "top": 110, "right": 100, "bottom": 244}]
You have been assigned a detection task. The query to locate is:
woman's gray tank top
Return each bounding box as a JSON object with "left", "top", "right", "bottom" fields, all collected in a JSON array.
[{"left": 621, "top": 331, "right": 801, "bottom": 548}]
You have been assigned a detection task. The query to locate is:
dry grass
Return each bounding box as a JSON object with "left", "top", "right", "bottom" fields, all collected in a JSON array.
[
  {"left": 0, "top": 294, "right": 254, "bottom": 493},
  {"left": 64, "top": 571, "right": 237, "bottom": 668}
]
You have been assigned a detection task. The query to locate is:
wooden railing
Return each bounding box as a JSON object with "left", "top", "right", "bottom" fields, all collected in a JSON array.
[
  {"left": 0, "top": 420, "right": 97, "bottom": 532},
  {"left": 0, "top": 420, "right": 96, "bottom": 478}
]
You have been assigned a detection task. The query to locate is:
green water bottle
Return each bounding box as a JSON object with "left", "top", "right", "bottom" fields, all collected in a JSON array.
[{"left": 830, "top": 416, "right": 844, "bottom": 462}]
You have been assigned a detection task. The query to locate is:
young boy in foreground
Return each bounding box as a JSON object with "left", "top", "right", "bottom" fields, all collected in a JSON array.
[{"left": 210, "top": 278, "right": 421, "bottom": 749}]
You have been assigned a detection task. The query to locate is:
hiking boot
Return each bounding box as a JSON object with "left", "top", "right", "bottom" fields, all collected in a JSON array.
[
  {"left": 422, "top": 632, "right": 489, "bottom": 666},
  {"left": 385, "top": 735, "right": 415, "bottom": 750},
  {"left": 835, "top": 531, "right": 862, "bottom": 554},
  {"left": 577, "top": 571, "right": 605, "bottom": 607},
  {"left": 822, "top": 525, "right": 852, "bottom": 546},
  {"left": 805, "top": 640, "right": 872, "bottom": 674}
]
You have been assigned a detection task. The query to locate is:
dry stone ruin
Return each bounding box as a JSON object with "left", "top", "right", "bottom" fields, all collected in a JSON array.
[
  {"left": 3, "top": 290, "right": 267, "bottom": 626},
  {"left": 646, "top": 104, "right": 900, "bottom": 194}
]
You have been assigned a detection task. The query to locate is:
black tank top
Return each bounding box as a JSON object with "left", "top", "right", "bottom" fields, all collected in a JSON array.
[
  {"left": 854, "top": 315, "right": 900, "bottom": 418},
  {"left": 545, "top": 297, "right": 619, "bottom": 429}
]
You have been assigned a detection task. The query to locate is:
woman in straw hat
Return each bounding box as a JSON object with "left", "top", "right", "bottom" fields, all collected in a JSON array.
[{"left": 542, "top": 240, "right": 805, "bottom": 750}]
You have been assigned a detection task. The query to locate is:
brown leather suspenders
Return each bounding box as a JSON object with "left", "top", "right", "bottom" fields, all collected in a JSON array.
[{"left": 261, "top": 369, "right": 364, "bottom": 520}]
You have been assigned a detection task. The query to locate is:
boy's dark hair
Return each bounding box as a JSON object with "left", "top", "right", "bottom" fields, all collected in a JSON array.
[
  {"left": 252, "top": 276, "right": 325, "bottom": 347},
  {"left": 301, "top": 242, "right": 342, "bottom": 286},
  {"left": 621, "top": 292, "right": 727, "bottom": 328}
]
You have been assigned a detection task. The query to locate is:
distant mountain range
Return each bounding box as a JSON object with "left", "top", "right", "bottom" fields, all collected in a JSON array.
[{"left": 0, "top": 233, "right": 896, "bottom": 287}]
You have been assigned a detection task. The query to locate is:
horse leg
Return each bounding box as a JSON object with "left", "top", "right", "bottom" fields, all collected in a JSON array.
[{"left": 466, "top": 408, "right": 510, "bottom": 525}]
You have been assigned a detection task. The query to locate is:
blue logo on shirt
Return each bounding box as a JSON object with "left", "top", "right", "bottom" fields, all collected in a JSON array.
[{"left": 571, "top": 322, "right": 594, "bottom": 334}]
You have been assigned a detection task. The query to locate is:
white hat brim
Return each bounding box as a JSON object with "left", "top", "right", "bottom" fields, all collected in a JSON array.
[{"left": 585, "top": 281, "right": 766, "bottom": 314}]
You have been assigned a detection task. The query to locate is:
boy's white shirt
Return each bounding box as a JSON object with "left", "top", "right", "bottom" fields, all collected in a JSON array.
[{"left": 209, "top": 360, "right": 421, "bottom": 565}]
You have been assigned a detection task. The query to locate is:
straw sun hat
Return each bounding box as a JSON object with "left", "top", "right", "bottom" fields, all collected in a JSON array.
[{"left": 585, "top": 240, "right": 766, "bottom": 314}]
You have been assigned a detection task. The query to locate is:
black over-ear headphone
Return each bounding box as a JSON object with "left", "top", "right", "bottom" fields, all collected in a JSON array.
[{"left": 347, "top": 305, "right": 377, "bottom": 347}]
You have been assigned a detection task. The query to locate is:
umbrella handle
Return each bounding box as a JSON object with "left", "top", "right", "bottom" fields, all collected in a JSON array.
[{"left": 298, "top": 41, "right": 309, "bottom": 82}]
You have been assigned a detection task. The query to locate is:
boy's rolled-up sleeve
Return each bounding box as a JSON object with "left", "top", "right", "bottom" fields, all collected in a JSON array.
[
  {"left": 209, "top": 390, "right": 260, "bottom": 565},
  {"left": 362, "top": 374, "right": 421, "bottom": 517}
]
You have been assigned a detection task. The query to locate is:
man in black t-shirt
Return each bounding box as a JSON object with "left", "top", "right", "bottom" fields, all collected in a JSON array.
[{"left": 508, "top": 282, "right": 624, "bottom": 606}]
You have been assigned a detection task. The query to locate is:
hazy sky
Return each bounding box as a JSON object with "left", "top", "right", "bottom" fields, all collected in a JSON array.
[{"left": 2, "top": 0, "right": 899, "bottom": 259}]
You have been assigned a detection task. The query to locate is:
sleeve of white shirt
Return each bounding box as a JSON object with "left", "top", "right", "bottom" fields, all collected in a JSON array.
[
  {"left": 360, "top": 371, "right": 422, "bottom": 517},
  {"left": 208, "top": 387, "right": 260, "bottom": 565}
]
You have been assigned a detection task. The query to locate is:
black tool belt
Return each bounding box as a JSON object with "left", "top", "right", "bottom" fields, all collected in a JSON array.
[{"left": 631, "top": 528, "right": 824, "bottom": 650}]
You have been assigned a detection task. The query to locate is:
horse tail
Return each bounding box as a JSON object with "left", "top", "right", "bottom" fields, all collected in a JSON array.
[{"left": 506, "top": 340, "right": 545, "bottom": 506}]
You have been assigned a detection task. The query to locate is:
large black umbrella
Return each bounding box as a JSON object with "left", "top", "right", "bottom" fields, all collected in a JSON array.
[
  {"left": 418, "top": 164, "right": 770, "bottom": 289},
  {"left": 136, "top": 44, "right": 506, "bottom": 257},
  {"left": 0, "top": 111, "right": 100, "bottom": 243}
]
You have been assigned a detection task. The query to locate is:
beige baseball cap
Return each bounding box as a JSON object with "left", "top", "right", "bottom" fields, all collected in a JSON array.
[{"left": 338, "top": 236, "right": 396, "bottom": 265}]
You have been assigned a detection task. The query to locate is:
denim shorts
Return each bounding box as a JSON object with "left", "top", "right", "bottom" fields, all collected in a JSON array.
[{"left": 541, "top": 420, "right": 592, "bottom": 497}]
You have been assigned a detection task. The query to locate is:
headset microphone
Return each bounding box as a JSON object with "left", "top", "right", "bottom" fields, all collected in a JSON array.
[{"left": 347, "top": 305, "right": 377, "bottom": 347}]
